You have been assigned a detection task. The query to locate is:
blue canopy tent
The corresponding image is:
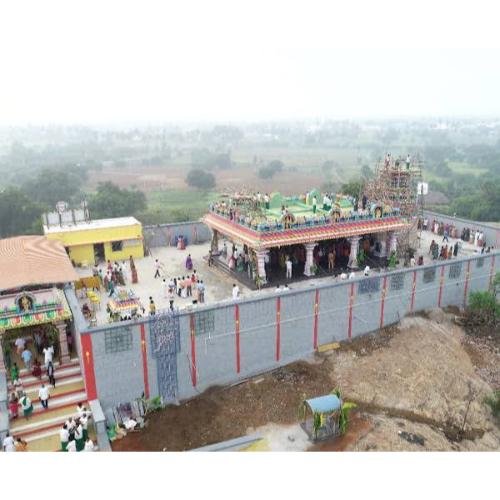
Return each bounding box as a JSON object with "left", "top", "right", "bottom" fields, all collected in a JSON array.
[{"left": 300, "top": 394, "right": 342, "bottom": 442}]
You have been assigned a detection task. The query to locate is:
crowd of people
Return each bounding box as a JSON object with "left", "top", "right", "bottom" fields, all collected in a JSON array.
[
  {"left": 58, "top": 403, "right": 94, "bottom": 451},
  {"left": 422, "top": 218, "right": 490, "bottom": 248}
]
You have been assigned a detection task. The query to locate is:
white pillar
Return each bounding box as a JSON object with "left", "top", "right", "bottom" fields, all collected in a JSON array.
[
  {"left": 56, "top": 321, "right": 71, "bottom": 365},
  {"left": 389, "top": 232, "right": 398, "bottom": 254},
  {"left": 303, "top": 242, "right": 317, "bottom": 276},
  {"left": 348, "top": 236, "right": 361, "bottom": 268},
  {"left": 0, "top": 337, "right": 6, "bottom": 374},
  {"left": 379, "top": 233, "right": 388, "bottom": 258},
  {"left": 256, "top": 249, "right": 269, "bottom": 283}
]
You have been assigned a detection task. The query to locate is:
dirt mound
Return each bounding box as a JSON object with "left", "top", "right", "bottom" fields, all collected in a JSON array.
[{"left": 112, "top": 359, "right": 333, "bottom": 451}]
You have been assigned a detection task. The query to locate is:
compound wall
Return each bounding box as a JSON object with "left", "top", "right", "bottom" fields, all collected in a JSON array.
[
  {"left": 423, "top": 210, "right": 500, "bottom": 248},
  {"left": 143, "top": 221, "right": 211, "bottom": 250},
  {"left": 70, "top": 251, "right": 499, "bottom": 413}
]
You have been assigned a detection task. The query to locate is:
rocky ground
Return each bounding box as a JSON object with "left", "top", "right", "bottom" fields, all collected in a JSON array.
[{"left": 112, "top": 310, "right": 500, "bottom": 452}]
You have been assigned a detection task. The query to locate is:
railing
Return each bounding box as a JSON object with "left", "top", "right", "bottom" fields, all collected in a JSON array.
[{"left": 209, "top": 207, "right": 403, "bottom": 233}]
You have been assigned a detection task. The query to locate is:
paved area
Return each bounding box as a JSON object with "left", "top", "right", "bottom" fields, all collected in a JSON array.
[{"left": 75, "top": 230, "right": 489, "bottom": 327}]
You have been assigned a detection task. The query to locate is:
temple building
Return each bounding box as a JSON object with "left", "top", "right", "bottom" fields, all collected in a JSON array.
[
  {"left": 0, "top": 236, "right": 79, "bottom": 372},
  {"left": 203, "top": 190, "right": 410, "bottom": 286},
  {"left": 43, "top": 214, "right": 144, "bottom": 266}
]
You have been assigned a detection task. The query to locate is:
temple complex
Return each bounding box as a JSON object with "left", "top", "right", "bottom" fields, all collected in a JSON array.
[{"left": 203, "top": 189, "right": 411, "bottom": 286}]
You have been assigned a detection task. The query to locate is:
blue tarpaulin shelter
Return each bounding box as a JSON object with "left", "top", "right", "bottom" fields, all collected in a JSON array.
[
  {"left": 301, "top": 394, "right": 342, "bottom": 442},
  {"left": 305, "top": 395, "right": 341, "bottom": 414}
]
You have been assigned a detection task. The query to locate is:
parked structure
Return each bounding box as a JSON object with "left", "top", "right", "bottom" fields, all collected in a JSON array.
[{"left": 44, "top": 216, "right": 144, "bottom": 266}]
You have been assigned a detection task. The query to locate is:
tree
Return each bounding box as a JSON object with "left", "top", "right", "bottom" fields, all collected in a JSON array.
[
  {"left": 258, "top": 160, "right": 284, "bottom": 179},
  {"left": 0, "top": 187, "right": 44, "bottom": 237},
  {"left": 185, "top": 169, "right": 216, "bottom": 190},
  {"left": 22, "top": 168, "right": 85, "bottom": 207},
  {"left": 88, "top": 182, "right": 147, "bottom": 219},
  {"left": 340, "top": 179, "right": 363, "bottom": 198},
  {"left": 360, "top": 164, "right": 374, "bottom": 180}
]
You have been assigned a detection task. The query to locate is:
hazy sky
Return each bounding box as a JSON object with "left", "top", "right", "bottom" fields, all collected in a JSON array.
[{"left": 1, "top": 0, "right": 500, "bottom": 124}]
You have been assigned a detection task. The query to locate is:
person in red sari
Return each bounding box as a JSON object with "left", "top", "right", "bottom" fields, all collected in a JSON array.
[
  {"left": 9, "top": 393, "right": 18, "bottom": 420},
  {"left": 32, "top": 359, "right": 42, "bottom": 379}
]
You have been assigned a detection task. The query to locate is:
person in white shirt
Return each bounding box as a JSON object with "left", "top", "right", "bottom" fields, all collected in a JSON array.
[
  {"left": 84, "top": 438, "right": 95, "bottom": 451},
  {"left": 38, "top": 383, "right": 50, "bottom": 409},
  {"left": 283, "top": 284, "right": 290, "bottom": 291},
  {"left": 232, "top": 284, "right": 240, "bottom": 300},
  {"left": 43, "top": 345, "right": 54, "bottom": 367},
  {"left": 364, "top": 266, "right": 370, "bottom": 276},
  {"left": 60, "top": 425, "right": 69, "bottom": 451},
  {"left": 2, "top": 432, "right": 16, "bottom": 452},
  {"left": 74, "top": 422, "right": 84, "bottom": 451},
  {"left": 340, "top": 272, "right": 348, "bottom": 280},
  {"left": 285, "top": 257, "right": 292, "bottom": 279},
  {"left": 123, "top": 417, "right": 138, "bottom": 431},
  {"left": 15, "top": 337, "right": 26, "bottom": 355},
  {"left": 410, "top": 257, "right": 416, "bottom": 267},
  {"left": 80, "top": 412, "right": 90, "bottom": 440},
  {"left": 161, "top": 278, "right": 168, "bottom": 298},
  {"left": 66, "top": 439, "right": 77, "bottom": 452},
  {"left": 275, "top": 285, "right": 281, "bottom": 293},
  {"left": 76, "top": 402, "right": 86, "bottom": 417},
  {"left": 348, "top": 271, "right": 356, "bottom": 279}
]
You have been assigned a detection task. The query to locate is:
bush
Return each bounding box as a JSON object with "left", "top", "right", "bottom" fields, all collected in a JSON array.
[
  {"left": 185, "top": 169, "right": 216, "bottom": 190},
  {"left": 484, "top": 391, "right": 500, "bottom": 419}
]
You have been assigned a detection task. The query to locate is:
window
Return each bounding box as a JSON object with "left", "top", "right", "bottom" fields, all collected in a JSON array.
[
  {"left": 194, "top": 310, "right": 215, "bottom": 336},
  {"left": 423, "top": 268, "right": 436, "bottom": 284},
  {"left": 476, "top": 258, "right": 484, "bottom": 268},
  {"left": 105, "top": 327, "right": 133, "bottom": 354},
  {"left": 112, "top": 241, "right": 123, "bottom": 252},
  {"left": 449, "top": 263, "right": 462, "bottom": 280},
  {"left": 390, "top": 273, "right": 405, "bottom": 291},
  {"left": 358, "top": 277, "right": 380, "bottom": 294}
]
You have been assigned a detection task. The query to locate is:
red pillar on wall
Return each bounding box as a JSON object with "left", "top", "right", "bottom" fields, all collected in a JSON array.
[
  {"left": 410, "top": 270, "right": 417, "bottom": 313},
  {"left": 140, "top": 324, "right": 150, "bottom": 399},
  {"left": 275, "top": 297, "right": 281, "bottom": 361},
  {"left": 80, "top": 334, "right": 97, "bottom": 401},
  {"left": 189, "top": 314, "right": 197, "bottom": 387},
  {"left": 489, "top": 255, "right": 496, "bottom": 289},
  {"left": 235, "top": 304, "right": 241, "bottom": 374},
  {"left": 347, "top": 282, "right": 355, "bottom": 340},
  {"left": 379, "top": 275, "right": 388, "bottom": 330},
  {"left": 438, "top": 265, "right": 445, "bottom": 308},
  {"left": 313, "top": 289, "right": 319, "bottom": 349},
  {"left": 463, "top": 260, "right": 472, "bottom": 309}
]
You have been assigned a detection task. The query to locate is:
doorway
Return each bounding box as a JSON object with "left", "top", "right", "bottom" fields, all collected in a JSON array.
[{"left": 94, "top": 243, "right": 105, "bottom": 263}]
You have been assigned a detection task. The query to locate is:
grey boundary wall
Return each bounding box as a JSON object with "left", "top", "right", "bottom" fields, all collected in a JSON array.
[
  {"left": 423, "top": 210, "right": 500, "bottom": 248},
  {"left": 69, "top": 251, "right": 499, "bottom": 414},
  {"left": 143, "top": 221, "right": 211, "bottom": 250}
]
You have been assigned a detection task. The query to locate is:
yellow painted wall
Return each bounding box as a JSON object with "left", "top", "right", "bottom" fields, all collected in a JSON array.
[
  {"left": 46, "top": 221, "right": 144, "bottom": 265},
  {"left": 104, "top": 241, "right": 144, "bottom": 262},
  {"left": 68, "top": 244, "right": 95, "bottom": 265}
]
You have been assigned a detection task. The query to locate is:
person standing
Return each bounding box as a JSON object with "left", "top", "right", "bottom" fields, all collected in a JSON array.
[
  {"left": 149, "top": 297, "right": 156, "bottom": 316},
  {"left": 2, "top": 432, "right": 16, "bottom": 452},
  {"left": 10, "top": 362, "right": 19, "bottom": 382},
  {"left": 232, "top": 284, "right": 240, "bottom": 300},
  {"left": 312, "top": 196, "right": 317, "bottom": 214},
  {"left": 20, "top": 394, "right": 33, "bottom": 420},
  {"left": 15, "top": 438, "right": 28, "bottom": 451},
  {"left": 328, "top": 249, "right": 335, "bottom": 271},
  {"left": 161, "top": 278, "right": 168, "bottom": 299},
  {"left": 186, "top": 275, "right": 192, "bottom": 297},
  {"left": 9, "top": 392, "right": 19, "bottom": 420},
  {"left": 286, "top": 257, "right": 292, "bottom": 279},
  {"left": 74, "top": 420, "right": 84, "bottom": 451},
  {"left": 38, "top": 383, "right": 50, "bottom": 410},
  {"left": 81, "top": 412, "right": 90, "bottom": 441},
  {"left": 66, "top": 438, "right": 77, "bottom": 452},
  {"left": 168, "top": 288, "right": 175, "bottom": 311},
  {"left": 47, "top": 361, "right": 56, "bottom": 387},
  {"left": 154, "top": 259, "right": 162, "bottom": 279},
  {"left": 21, "top": 347, "right": 32, "bottom": 370},
  {"left": 197, "top": 280, "right": 205, "bottom": 304},
  {"left": 15, "top": 337, "right": 26, "bottom": 355},
  {"left": 32, "top": 358, "right": 42, "bottom": 379},
  {"left": 43, "top": 345, "right": 54, "bottom": 368},
  {"left": 84, "top": 438, "right": 95, "bottom": 451}
]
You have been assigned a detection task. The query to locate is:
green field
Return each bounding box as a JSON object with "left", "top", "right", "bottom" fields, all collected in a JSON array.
[{"left": 137, "top": 189, "right": 218, "bottom": 225}]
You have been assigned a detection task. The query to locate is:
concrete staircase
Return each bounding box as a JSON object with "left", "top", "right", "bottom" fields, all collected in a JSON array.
[{"left": 8, "top": 358, "right": 90, "bottom": 451}]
